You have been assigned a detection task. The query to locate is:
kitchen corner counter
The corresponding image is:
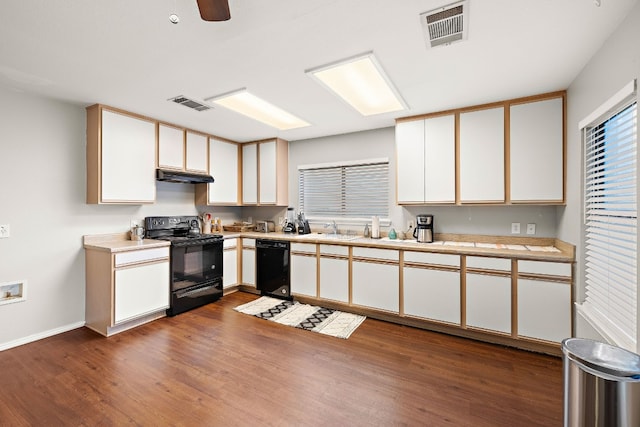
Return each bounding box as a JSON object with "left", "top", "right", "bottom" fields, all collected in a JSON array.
[
  {"left": 83, "top": 232, "right": 170, "bottom": 253},
  {"left": 220, "top": 231, "right": 575, "bottom": 263}
]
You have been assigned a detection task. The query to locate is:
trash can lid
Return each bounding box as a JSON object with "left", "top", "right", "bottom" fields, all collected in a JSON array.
[{"left": 562, "top": 338, "right": 640, "bottom": 377}]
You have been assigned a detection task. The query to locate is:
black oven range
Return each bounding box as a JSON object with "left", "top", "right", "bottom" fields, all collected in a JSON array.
[{"left": 145, "top": 216, "right": 223, "bottom": 316}]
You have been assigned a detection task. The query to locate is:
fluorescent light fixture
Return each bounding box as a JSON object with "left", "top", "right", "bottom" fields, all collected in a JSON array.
[
  {"left": 306, "top": 52, "right": 408, "bottom": 116},
  {"left": 205, "top": 89, "right": 309, "bottom": 130}
]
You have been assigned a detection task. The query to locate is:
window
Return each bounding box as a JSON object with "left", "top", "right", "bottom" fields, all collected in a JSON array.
[
  {"left": 298, "top": 159, "right": 389, "bottom": 221},
  {"left": 581, "top": 81, "right": 637, "bottom": 351}
]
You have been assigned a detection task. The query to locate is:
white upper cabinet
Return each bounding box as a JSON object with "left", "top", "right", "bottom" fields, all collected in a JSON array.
[
  {"left": 459, "top": 106, "right": 505, "bottom": 203},
  {"left": 185, "top": 131, "right": 208, "bottom": 174},
  {"left": 157, "top": 123, "right": 184, "bottom": 170},
  {"left": 425, "top": 114, "right": 456, "bottom": 203},
  {"left": 509, "top": 97, "right": 564, "bottom": 202},
  {"left": 259, "top": 140, "right": 277, "bottom": 204},
  {"left": 242, "top": 139, "right": 288, "bottom": 206},
  {"left": 207, "top": 138, "right": 239, "bottom": 205},
  {"left": 242, "top": 143, "right": 258, "bottom": 204},
  {"left": 396, "top": 119, "right": 425, "bottom": 203},
  {"left": 396, "top": 115, "right": 455, "bottom": 204},
  {"left": 87, "top": 106, "right": 156, "bottom": 204}
]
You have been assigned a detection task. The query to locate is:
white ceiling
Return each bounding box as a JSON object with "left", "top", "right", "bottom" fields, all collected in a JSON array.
[{"left": 1, "top": 0, "right": 637, "bottom": 142}]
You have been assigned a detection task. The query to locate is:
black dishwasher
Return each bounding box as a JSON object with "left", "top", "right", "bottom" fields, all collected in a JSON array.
[{"left": 256, "top": 239, "right": 291, "bottom": 300}]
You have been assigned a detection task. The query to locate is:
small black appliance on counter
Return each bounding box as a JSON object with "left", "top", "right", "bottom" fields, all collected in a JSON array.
[
  {"left": 413, "top": 214, "right": 434, "bottom": 243},
  {"left": 283, "top": 207, "right": 297, "bottom": 233},
  {"left": 297, "top": 211, "right": 311, "bottom": 235}
]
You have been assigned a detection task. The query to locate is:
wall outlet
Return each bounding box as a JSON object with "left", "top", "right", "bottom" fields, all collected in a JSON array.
[
  {"left": 511, "top": 222, "right": 521, "bottom": 234},
  {"left": 526, "top": 223, "right": 536, "bottom": 235},
  {"left": 0, "top": 224, "right": 10, "bottom": 238},
  {"left": 407, "top": 220, "right": 414, "bottom": 230},
  {"left": 130, "top": 219, "right": 141, "bottom": 228}
]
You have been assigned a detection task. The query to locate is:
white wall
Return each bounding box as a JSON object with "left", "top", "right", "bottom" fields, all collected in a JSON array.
[
  {"left": 0, "top": 86, "right": 238, "bottom": 350},
  {"left": 561, "top": 3, "right": 640, "bottom": 342},
  {"left": 289, "top": 128, "right": 557, "bottom": 237}
]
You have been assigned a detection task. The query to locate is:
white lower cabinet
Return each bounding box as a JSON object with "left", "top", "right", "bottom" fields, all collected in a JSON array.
[
  {"left": 517, "top": 279, "right": 571, "bottom": 343},
  {"left": 319, "top": 257, "right": 349, "bottom": 302},
  {"left": 291, "top": 254, "right": 317, "bottom": 297},
  {"left": 403, "top": 267, "right": 460, "bottom": 325},
  {"left": 352, "top": 261, "right": 399, "bottom": 313},
  {"left": 465, "top": 273, "right": 511, "bottom": 334},
  {"left": 241, "top": 239, "right": 256, "bottom": 287},
  {"left": 223, "top": 239, "right": 238, "bottom": 289},
  {"left": 242, "top": 248, "right": 255, "bottom": 287},
  {"left": 114, "top": 262, "right": 170, "bottom": 323}
]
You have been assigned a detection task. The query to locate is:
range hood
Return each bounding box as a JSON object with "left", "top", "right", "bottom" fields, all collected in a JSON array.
[{"left": 156, "top": 169, "right": 214, "bottom": 184}]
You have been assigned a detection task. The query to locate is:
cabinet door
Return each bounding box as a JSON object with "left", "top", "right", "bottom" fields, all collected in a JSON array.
[
  {"left": 466, "top": 273, "right": 511, "bottom": 334},
  {"left": 459, "top": 107, "right": 505, "bottom": 202},
  {"left": 208, "top": 138, "right": 239, "bottom": 204},
  {"left": 517, "top": 279, "right": 571, "bottom": 343},
  {"left": 291, "top": 254, "right": 317, "bottom": 297},
  {"left": 425, "top": 114, "right": 456, "bottom": 203},
  {"left": 185, "top": 131, "right": 208, "bottom": 173},
  {"left": 223, "top": 247, "right": 238, "bottom": 289},
  {"left": 404, "top": 267, "right": 460, "bottom": 324},
  {"left": 241, "top": 248, "right": 255, "bottom": 286},
  {"left": 242, "top": 144, "right": 258, "bottom": 204},
  {"left": 396, "top": 120, "right": 425, "bottom": 203},
  {"left": 258, "top": 140, "right": 277, "bottom": 204},
  {"left": 114, "top": 261, "right": 170, "bottom": 324},
  {"left": 319, "top": 257, "right": 349, "bottom": 302},
  {"left": 510, "top": 97, "right": 564, "bottom": 202},
  {"left": 352, "top": 261, "right": 399, "bottom": 313},
  {"left": 101, "top": 109, "right": 156, "bottom": 203},
  {"left": 158, "top": 123, "right": 184, "bottom": 170}
]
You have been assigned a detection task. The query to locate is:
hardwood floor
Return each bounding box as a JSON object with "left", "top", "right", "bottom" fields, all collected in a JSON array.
[{"left": 0, "top": 291, "right": 563, "bottom": 426}]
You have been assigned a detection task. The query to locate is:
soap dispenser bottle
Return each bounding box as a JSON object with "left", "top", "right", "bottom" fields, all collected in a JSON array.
[{"left": 364, "top": 223, "right": 370, "bottom": 238}]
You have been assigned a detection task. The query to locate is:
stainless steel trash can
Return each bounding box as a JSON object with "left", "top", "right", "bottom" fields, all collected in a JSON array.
[{"left": 562, "top": 338, "right": 640, "bottom": 426}]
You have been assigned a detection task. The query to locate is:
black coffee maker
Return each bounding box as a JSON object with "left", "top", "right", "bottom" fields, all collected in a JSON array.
[{"left": 413, "top": 214, "right": 434, "bottom": 243}]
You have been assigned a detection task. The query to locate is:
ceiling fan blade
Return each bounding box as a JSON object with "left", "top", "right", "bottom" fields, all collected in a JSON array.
[{"left": 196, "top": 0, "right": 231, "bottom": 21}]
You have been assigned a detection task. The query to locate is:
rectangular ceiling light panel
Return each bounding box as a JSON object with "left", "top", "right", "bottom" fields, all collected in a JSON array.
[
  {"left": 206, "top": 89, "right": 309, "bottom": 130},
  {"left": 307, "top": 53, "right": 407, "bottom": 116}
]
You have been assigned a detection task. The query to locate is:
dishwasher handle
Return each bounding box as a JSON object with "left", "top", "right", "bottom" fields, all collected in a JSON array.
[{"left": 256, "top": 239, "right": 290, "bottom": 250}]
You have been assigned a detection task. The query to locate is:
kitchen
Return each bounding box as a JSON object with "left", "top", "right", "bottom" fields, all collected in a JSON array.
[{"left": 1, "top": 0, "right": 639, "bottom": 425}]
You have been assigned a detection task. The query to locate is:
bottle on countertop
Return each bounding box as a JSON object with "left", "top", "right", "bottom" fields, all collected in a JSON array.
[{"left": 364, "top": 223, "right": 370, "bottom": 238}]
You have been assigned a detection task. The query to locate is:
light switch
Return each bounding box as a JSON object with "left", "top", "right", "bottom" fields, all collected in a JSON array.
[{"left": 0, "top": 224, "right": 9, "bottom": 238}]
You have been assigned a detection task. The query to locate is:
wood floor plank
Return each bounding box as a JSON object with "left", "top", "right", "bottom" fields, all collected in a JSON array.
[{"left": 0, "top": 291, "right": 563, "bottom": 426}]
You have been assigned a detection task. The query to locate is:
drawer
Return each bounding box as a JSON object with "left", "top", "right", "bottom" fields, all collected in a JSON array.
[
  {"left": 242, "top": 238, "right": 255, "bottom": 248},
  {"left": 320, "top": 244, "right": 349, "bottom": 257},
  {"left": 223, "top": 238, "right": 237, "bottom": 249},
  {"left": 404, "top": 251, "right": 459, "bottom": 267},
  {"left": 291, "top": 243, "right": 316, "bottom": 254},
  {"left": 466, "top": 256, "right": 511, "bottom": 272},
  {"left": 518, "top": 260, "right": 572, "bottom": 278},
  {"left": 115, "top": 247, "right": 170, "bottom": 267},
  {"left": 352, "top": 247, "right": 398, "bottom": 261}
]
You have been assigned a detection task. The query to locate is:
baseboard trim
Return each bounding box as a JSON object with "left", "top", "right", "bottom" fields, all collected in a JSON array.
[{"left": 0, "top": 321, "right": 85, "bottom": 352}]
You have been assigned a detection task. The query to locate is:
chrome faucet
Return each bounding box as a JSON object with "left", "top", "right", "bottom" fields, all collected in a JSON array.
[{"left": 324, "top": 220, "right": 338, "bottom": 235}]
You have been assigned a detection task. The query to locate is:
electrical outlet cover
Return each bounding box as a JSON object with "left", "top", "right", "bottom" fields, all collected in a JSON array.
[
  {"left": 511, "top": 223, "right": 521, "bottom": 234},
  {"left": 526, "top": 223, "right": 536, "bottom": 235},
  {"left": 0, "top": 224, "right": 10, "bottom": 238}
]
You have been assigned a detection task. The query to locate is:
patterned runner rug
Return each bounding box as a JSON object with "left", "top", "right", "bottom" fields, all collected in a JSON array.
[{"left": 234, "top": 296, "right": 366, "bottom": 339}]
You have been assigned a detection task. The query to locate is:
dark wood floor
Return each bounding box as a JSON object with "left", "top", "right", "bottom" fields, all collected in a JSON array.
[{"left": 0, "top": 291, "right": 563, "bottom": 426}]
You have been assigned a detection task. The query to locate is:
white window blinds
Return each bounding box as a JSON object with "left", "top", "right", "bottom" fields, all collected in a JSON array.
[
  {"left": 583, "top": 95, "right": 637, "bottom": 351},
  {"left": 298, "top": 160, "right": 389, "bottom": 220}
]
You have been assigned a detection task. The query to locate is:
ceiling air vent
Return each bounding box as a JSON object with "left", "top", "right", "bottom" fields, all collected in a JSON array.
[
  {"left": 169, "top": 95, "right": 211, "bottom": 112},
  {"left": 420, "top": 0, "right": 469, "bottom": 49}
]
